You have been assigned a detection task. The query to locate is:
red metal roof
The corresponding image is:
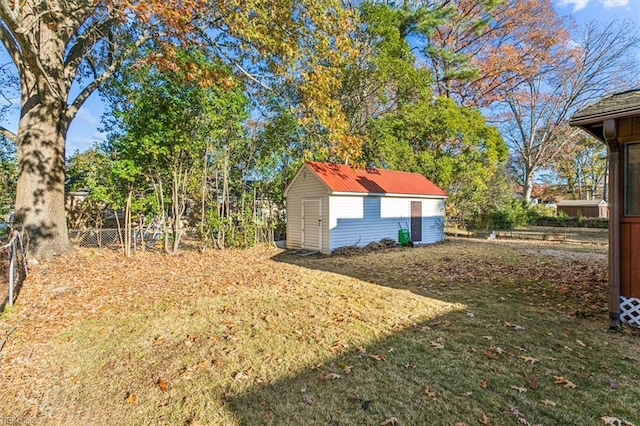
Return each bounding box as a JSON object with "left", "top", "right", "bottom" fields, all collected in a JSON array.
[{"left": 306, "top": 161, "right": 447, "bottom": 197}]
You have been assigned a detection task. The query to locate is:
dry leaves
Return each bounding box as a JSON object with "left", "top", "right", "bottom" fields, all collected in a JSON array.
[
  {"left": 553, "top": 376, "right": 577, "bottom": 389},
  {"left": 380, "top": 417, "right": 399, "bottom": 425},
  {"left": 125, "top": 392, "right": 137, "bottom": 404},
  {"left": 430, "top": 338, "right": 445, "bottom": 349},
  {"left": 483, "top": 350, "right": 499, "bottom": 360},
  {"left": 601, "top": 416, "right": 636, "bottom": 425},
  {"left": 340, "top": 364, "right": 353, "bottom": 374},
  {"left": 542, "top": 399, "right": 557, "bottom": 407},
  {"left": 368, "top": 354, "right": 387, "bottom": 361},
  {"left": 317, "top": 372, "right": 341, "bottom": 381},
  {"left": 479, "top": 412, "right": 491, "bottom": 425},
  {"left": 423, "top": 387, "right": 436, "bottom": 398},
  {"left": 510, "top": 385, "right": 527, "bottom": 393},
  {"left": 155, "top": 378, "right": 168, "bottom": 392},
  {"left": 504, "top": 322, "right": 525, "bottom": 330},
  {"left": 519, "top": 356, "right": 538, "bottom": 365},
  {"left": 479, "top": 378, "right": 488, "bottom": 389}
]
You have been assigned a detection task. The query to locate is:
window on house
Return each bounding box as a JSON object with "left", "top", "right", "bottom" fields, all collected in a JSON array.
[{"left": 625, "top": 143, "right": 640, "bottom": 216}]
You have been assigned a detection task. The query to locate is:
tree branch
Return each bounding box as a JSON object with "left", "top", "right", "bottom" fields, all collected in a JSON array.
[
  {"left": 66, "top": 31, "right": 150, "bottom": 121},
  {"left": 0, "top": 124, "right": 17, "bottom": 143}
]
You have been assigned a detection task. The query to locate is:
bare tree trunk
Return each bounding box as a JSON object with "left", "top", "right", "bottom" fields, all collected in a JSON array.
[
  {"left": 523, "top": 170, "right": 534, "bottom": 203},
  {"left": 171, "top": 169, "right": 186, "bottom": 254},
  {"left": 201, "top": 146, "right": 209, "bottom": 235},
  {"left": 124, "top": 190, "right": 132, "bottom": 258},
  {"left": 14, "top": 95, "right": 72, "bottom": 258}
]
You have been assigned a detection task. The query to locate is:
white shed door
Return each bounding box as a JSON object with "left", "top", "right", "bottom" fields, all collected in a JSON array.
[{"left": 302, "top": 199, "right": 322, "bottom": 251}]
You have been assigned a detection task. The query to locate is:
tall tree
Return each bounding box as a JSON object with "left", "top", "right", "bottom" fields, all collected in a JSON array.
[
  {"left": 365, "top": 96, "right": 507, "bottom": 219},
  {"left": 417, "top": 0, "right": 565, "bottom": 107},
  {"left": 104, "top": 48, "right": 248, "bottom": 254},
  {"left": 0, "top": 0, "right": 355, "bottom": 258},
  {"left": 554, "top": 130, "right": 607, "bottom": 200},
  {"left": 500, "top": 20, "right": 640, "bottom": 202}
]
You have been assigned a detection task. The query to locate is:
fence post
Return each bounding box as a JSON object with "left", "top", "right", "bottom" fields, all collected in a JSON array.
[{"left": 8, "top": 235, "right": 14, "bottom": 307}]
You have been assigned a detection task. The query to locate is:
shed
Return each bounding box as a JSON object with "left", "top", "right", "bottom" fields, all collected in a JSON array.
[
  {"left": 556, "top": 199, "right": 608, "bottom": 218},
  {"left": 284, "top": 162, "right": 447, "bottom": 254},
  {"left": 569, "top": 89, "right": 640, "bottom": 328}
]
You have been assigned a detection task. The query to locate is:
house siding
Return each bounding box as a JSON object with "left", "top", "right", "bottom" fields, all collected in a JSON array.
[
  {"left": 329, "top": 195, "right": 445, "bottom": 252},
  {"left": 285, "top": 167, "right": 329, "bottom": 251}
]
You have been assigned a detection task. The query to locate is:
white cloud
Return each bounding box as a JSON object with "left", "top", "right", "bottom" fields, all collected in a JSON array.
[
  {"left": 66, "top": 131, "right": 106, "bottom": 155},
  {"left": 558, "top": 0, "right": 590, "bottom": 11},
  {"left": 75, "top": 106, "right": 99, "bottom": 126},
  {"left": 557, "top": 0, "right": 629, "bottom": 11},
  {"left": 601, "top": 0, "right": 629, "bottom": 7}
]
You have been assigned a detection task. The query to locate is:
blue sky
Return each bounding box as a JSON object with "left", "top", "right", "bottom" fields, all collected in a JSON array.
[{"left": 1, "top": 1, "right": 639, "bottom": 155}]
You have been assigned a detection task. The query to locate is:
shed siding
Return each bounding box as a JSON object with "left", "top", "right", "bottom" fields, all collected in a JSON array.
[
  {"left": 286, "top": 169, "right": 328, "bottom": 251},
  {"left": 329, "top": 196, "right": 445, "bottom": 252}
]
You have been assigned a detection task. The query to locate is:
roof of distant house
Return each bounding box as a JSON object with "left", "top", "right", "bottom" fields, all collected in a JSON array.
[{"left": 300, "top": 161, "right": 447, "bottom": 197}]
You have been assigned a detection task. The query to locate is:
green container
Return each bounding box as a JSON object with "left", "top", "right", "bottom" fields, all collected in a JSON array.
[{"left": 398, "top": 228, "right": 410, "bottom": 246}]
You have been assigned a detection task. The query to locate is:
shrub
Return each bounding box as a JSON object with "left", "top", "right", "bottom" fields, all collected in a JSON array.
[{"left": 488, "top": 200, "right": 529, "bottom": 230}]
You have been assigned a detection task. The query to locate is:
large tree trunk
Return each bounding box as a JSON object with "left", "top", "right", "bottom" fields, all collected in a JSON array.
[{"left": 14, "top": 95, "right": 72, "bottom": 258}]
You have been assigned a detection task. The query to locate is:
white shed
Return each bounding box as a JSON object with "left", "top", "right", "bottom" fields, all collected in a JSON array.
[{"left": 284, "top": 162, "right": 447, "bottom": 254}]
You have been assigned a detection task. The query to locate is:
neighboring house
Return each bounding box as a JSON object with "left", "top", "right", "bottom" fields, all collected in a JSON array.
[
  {"left": 556, "top": 199, "right": 608, "bottom": 218},
  {"left": 284, "top": 161, "right": 447, "bottom": 254}
]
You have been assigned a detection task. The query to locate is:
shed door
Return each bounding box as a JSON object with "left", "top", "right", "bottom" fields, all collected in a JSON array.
[
  {"left": 302, "top": 199, "right": 322, "bottom": 251},
  {"left": 411, "top": 201, "right": 422, "bottom": 242}
]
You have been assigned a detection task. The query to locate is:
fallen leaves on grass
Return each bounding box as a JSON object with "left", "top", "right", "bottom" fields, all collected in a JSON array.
[
  {"left": 233, "top": 370, "right": 251, "bottom": 382},
  {"left": 554, "top": 376, "right": 577, "bottom": 389},
  {"left": 156, "top": 378, "right": 168, "bottom": 392},
  {"left": 430, "top": 338, "right": 445, "bottom": 349},
  {"left": 125, "top": 393, "right": 137, "bottom": 404},
  {"left": 368, "top": 354, "right": 387, "bottom": 361},
  {"left": 510, "top": 385, "right": 527, "bottom": 393},
  {"left": 509, "top": 404, "right": 532, "bottom": 425},
  {"left": 479, "top": 412, "right": 492, "bottom": 425},
  {"left": 339, "top": 363, "right": 353, "bottom": 374},
  {"left": 380, "top": 417, "right": 399, "bottom": 425},
  {"left": 542, "top": 399, "right": 557, "bottom": 407},
  {"left": 504, "top": 322, "right": 525, "bottom": 330},
  {"left": 602, "top": 416, "right": 636, "bottom": 426},
  {"left": 317, "top": 372, "right": 342, "bottom": 381},
  {"left": 483, "top": 350, "right": 499, "bottom": 360},
  {"left": 423, "top": 387, "right": 436, "bottom": 398},
  {"left": 480, "top": 378, "right": 488, "bottom": 389},
  {"left": 519, "top": 356, "right": 538, "bottom": 365}
]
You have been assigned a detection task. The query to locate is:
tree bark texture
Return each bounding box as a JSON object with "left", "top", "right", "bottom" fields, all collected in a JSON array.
[{"left": 14, "top": 92, "right": 72, "bottom": 257}]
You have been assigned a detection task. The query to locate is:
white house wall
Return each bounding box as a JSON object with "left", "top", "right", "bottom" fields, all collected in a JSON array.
[{"left": 329, "top": 195, "right": 445, "bottom": 252}]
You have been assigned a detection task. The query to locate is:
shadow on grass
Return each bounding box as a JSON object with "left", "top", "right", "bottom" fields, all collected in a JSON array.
[{"left": 223, "top": 241, "right": 627, "bottom": 425}]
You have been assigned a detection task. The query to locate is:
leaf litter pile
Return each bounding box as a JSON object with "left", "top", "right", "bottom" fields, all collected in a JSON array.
[{"left": 1, "top": 238, "right": 639, "bottom": 425}]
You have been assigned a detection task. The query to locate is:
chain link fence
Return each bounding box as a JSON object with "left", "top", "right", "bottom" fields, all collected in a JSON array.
[
  {"left": 1, "top": 231, "right": 28, "bottom": 312},
  {"left": 68, "top": 228, "right": 165, "bottom": 251}
]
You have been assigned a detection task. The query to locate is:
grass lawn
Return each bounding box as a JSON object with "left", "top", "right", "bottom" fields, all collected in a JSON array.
[{"left": 0, "top": 238, "right": 638, "bottom": 425}]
